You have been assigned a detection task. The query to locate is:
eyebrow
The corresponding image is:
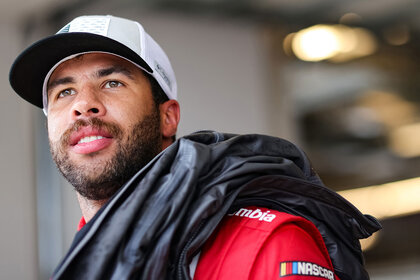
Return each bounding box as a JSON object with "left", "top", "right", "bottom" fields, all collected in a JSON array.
[
  {"left": 47, "top": 65, "right": 135, "bottom": 94},
  {"left": 48, "top": 77, "right": 74, "bottom": 93},
  {"left": 97, "top": 66, "right": 134, "bottom": 79}
]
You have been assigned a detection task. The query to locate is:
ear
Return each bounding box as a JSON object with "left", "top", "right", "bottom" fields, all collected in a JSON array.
[{"left": 159, "top": 99, "right": 180, "bottom": 145}]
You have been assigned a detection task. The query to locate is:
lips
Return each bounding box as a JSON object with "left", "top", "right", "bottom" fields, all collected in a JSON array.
[{"left": 69, "top": 126, "right": 114, "bottom": 154}]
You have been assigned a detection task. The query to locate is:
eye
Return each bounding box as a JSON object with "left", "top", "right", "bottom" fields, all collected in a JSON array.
[
  {"left": 58, "top": 88, "right": 76, "bottom": 98},
  {"left": 104, "top": 80, "right": 123, "bottom": 89}
]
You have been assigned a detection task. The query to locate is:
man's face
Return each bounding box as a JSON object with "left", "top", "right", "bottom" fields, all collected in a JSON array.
[{"left": 47, "top": 53, "right": 163, "bottom": 200}]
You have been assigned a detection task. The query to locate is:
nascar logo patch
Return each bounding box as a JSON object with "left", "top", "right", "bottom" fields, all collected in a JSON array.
[{"left": 280, "top": 261, "right": 334, "bottom": 280}]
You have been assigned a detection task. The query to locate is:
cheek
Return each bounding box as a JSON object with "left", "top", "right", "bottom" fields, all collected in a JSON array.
[
  {"left": 107, "top": 102, "right": 145, "bottom": 126},
  {"left": 47, "top": 117, "right": 64, "bottom": 143}
]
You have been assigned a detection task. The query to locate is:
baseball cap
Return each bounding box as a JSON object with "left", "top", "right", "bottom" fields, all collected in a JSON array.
[{"left": 9, "top": 15, "right": 177, "bottom": 114}]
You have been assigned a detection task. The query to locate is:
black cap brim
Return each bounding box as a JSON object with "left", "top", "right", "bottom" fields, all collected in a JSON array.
[{"left": 9, "top": 32, "right": 152, "bottom": 108}]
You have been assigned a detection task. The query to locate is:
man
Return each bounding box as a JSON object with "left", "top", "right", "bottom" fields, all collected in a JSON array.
[{"left": 9, "top": 15, "right": 381, "bottom": 280}]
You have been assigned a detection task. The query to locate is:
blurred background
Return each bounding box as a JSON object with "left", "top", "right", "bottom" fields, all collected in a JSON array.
[{"left": 1, "top": 0, "right": 420, "bottom": 279}]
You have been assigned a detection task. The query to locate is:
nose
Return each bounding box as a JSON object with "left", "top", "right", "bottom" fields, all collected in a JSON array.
[{"left": 70, "top": 87, "right": 106, "bottom": 119}]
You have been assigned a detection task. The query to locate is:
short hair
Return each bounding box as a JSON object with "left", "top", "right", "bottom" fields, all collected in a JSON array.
[
  {"left": 147, "top": 74, "right": 169, "bottom": 107},
  {"left": 146, "top": 74, "right": 176, "bottom": 142}
]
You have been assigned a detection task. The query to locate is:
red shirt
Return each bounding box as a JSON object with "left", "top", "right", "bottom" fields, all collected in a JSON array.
[{"left": 194, "top": 206, "right": 340, "bottom": 280}]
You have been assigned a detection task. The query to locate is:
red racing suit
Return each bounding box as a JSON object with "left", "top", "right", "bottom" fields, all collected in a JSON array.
[
  {"left": 78, "top": 206, "right": 340, "bottom": 280},
  {"left": 194, "top": 206, "right": 340, "bottom": 280}
]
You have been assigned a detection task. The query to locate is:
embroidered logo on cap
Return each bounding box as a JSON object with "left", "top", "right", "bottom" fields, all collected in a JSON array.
[
  {"left": 155, "top": 62, "right": 172, "bottom": 90},
  {"left": 279, "top": 261, "right": 334, "bottom": 280}
]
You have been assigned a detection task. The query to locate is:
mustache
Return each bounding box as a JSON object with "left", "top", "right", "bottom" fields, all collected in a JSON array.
[{"left": 59, "top": 118, "right": 123, "bottom": 146}]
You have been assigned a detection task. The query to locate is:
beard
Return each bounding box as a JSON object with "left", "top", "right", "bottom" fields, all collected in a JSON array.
[{"left": 49, "top": 109, "right": 162, "bottom": 201}]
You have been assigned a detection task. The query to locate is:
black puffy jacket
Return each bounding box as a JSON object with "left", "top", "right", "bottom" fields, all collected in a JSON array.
[{"left": 53, "top": 131, "right": 381, "bottom": 280}]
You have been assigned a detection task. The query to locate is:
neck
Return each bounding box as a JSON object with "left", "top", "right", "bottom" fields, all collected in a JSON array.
[{"left": 77, "top": 193, "right": 108, "bottom": 223}]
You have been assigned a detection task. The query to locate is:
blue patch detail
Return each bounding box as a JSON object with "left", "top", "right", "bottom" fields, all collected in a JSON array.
[
  {"left": 57, "top": 24, "right": 70, "bottom": 34},
  {"left": 293, "top": 262, "right": 298, "bottom": 274}
]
